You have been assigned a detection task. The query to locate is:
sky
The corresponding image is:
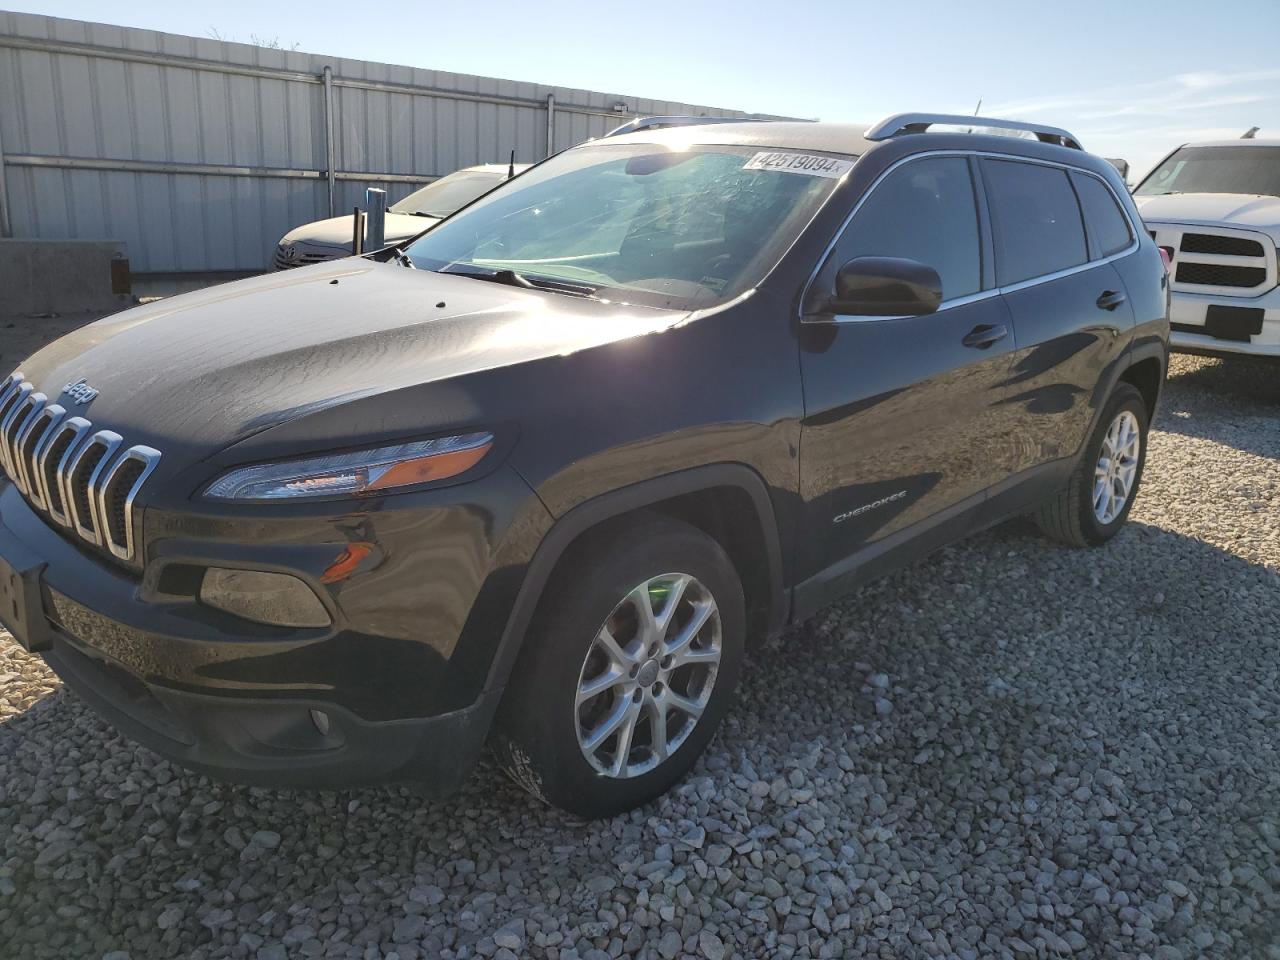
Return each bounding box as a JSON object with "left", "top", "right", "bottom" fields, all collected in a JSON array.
[{"left": 9, "top": 0, "right": 1280, "bottom": 179}]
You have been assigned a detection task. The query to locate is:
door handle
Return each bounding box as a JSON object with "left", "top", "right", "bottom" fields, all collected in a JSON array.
[
  {"left": 1096, "top": 290, "right": 1127, "bottom": 311},
  {"left": 962, "top": 323, "right": 1008, "bottom": 349}
]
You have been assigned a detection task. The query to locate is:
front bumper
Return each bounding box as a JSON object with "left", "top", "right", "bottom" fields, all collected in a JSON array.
[
  {"left": 1169, "top": 287, "right": 1280, "bottom": 359},
  {"left": 43, "top": 630, "right": 499, "bottom": 790},
  {"left": 0, "top": 464, "right": 550, "bottom": 789}
]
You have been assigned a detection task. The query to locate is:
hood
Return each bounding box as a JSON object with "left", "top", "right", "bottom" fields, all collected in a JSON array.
[
  {"left": 1135, "top": 192, "right": 1280, "bottom": 232},
  {"left": 280, "top": 213, "right": 436, "bottom": 251},
  {"left": 15, "top": 260, "right": 689, "bottom": 468}
]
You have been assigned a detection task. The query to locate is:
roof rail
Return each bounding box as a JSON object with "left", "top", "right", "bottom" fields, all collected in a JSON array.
[
  {"left": 865, "top": 113, "right": 1084, "bottom": 151},
  {"left": 604, "top": 115, "right": 770, "bottom": 137}
]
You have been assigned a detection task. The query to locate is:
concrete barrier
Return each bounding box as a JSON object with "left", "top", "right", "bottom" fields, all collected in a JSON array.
[{"left": 0, "top": 239, "right": 133, "bottom": 315}]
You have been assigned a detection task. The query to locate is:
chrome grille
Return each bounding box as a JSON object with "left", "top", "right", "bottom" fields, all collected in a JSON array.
[
  {"left": 0, "top": 380, "right": 35, "bottom": 478},
  {"left": 9, "top": 391, "right": 50, "bottom": 496},
  {"left": 274, "top": 245, "right": 338, "bottom": 270},
  {"left": 98, "top": 445, "right": 161, "bottom": 561},
  {"left": 0, "top": 372, "right": 161, "bottom": 563},
  {"left": 17, "top": 402, "right": 65, "bottom": 510},
  {"left": 38, "top": 416, "right": 92, "bottom": 524}
]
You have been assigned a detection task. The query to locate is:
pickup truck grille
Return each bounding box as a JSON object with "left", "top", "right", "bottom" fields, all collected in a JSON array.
[
  {"left": 1179, "top": 233, "right": 1265, "bottom": 257},
  {"left": 0, "top": 372, "right": 161, "bottom": 563},
  {"left": 1146, "top": 222, "right": 1277, "bottom": 295},
  {"left": 1175, "top": 262, "right": 1268, "bottom": 287}
]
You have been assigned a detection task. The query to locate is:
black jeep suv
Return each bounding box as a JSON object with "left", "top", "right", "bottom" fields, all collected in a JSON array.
[{"left": 0, "top": 114, "right": 1168, "bottom": 817}]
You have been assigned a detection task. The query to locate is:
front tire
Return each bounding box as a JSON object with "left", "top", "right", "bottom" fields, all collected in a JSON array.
[
  {"left": 1034, "top": 382, "right": 1149, "bottom": 547},
  {"left": 493, "top": 514, "right": 745, "bottom": 818}
]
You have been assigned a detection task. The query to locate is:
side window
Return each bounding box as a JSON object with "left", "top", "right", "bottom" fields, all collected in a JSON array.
[
  {"left": 983, "top": 159, "right": 1087, "bottom": 285},
  {"left": 1071, "top": 172, "right": 1133, "bottom": 258},
  {"left": 828, "top": 156, "right": 982, "bottom": 301}
]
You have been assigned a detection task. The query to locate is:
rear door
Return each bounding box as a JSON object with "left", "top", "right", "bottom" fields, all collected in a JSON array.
[
  {"left": 794, "top": 154, "right": 1016, "bottom": 609},
  {"left": 979, "top": 157, "right": 1136, "bottom": 513}
]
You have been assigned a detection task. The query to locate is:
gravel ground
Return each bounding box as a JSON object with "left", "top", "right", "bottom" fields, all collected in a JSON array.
[{"left": 1, "top": 352, "right": 1278, "bottom": 960}]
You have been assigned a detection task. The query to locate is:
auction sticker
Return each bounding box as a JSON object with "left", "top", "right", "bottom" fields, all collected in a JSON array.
[{"left": 743, "top": 151, "right": 854, "bottom": 178}]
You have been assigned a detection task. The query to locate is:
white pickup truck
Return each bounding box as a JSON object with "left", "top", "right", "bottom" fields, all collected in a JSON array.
[{"left": 1135, "top": 138, "right": 1279, "bottom": 360}]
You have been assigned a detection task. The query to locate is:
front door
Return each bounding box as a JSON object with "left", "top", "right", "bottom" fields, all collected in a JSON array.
[{"left": 795, "top": 154, "right": 1015, "bottom": 609}]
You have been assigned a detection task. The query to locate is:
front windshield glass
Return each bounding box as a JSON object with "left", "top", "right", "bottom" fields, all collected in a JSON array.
[
  {"left": 1135, "top": 146, "right": 1280, "bottom": 198},
  {"left": 403, "top": 143, "right": 850, "bottom": 309},
  {"left": 390, "top": 171, "right": 505, "bottom": 218}
]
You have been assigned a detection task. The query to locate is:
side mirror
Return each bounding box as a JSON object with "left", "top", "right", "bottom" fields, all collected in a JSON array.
[{"left": 825, "top": 256, "right": 942, "bottom": 317}]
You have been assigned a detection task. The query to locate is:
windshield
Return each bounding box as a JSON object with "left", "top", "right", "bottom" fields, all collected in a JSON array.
[
  {"left": 403, "top": 143, "right": 850, "bottom": 309},
  {"left": 390, "top": 170, "right": 506, "bottom": 218},
  {"left": 1135, "top": 146, "right": 1280, "bottom": 198}
]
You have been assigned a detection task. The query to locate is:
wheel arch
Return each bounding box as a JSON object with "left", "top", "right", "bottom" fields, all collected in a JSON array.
[
  {"left": 1119, "top": 348, "right": 1167, "bottom": 423},
  {"left": 484, "top": 464, "right": 787, "bottom": 695}
]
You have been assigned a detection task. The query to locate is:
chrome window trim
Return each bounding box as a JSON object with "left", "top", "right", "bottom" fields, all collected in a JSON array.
[
  {"left": 96, "top": 445, "right": 162, "bottom": 561},
  {"left": 0, "top": 381, "right": 35, "bottom": 478},
  {"left": 9, "top": 393, "right": 49, "bottom": 496},
  {"left": 37, "top": 415, "right": 93, "bottom": 526},
  {"left": 801, "top": 149, "right": 1141, "bottom": 325},
  {"left": 827, "top": 289, "right": 1002, "bottom": 325},
  {"left": 998, "top": 243, "right": 1140, "bottom": 293},
  {"left": 21, "top": 403, "right": 67, "bottom": 510},
  {"left": 65, "top": 430, "right": 124, "bottom": 547}
]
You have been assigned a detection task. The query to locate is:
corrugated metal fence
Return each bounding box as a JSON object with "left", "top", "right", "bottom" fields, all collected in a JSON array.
[{"left": 0, "top": 12, "right": 772, "bottom": 276}]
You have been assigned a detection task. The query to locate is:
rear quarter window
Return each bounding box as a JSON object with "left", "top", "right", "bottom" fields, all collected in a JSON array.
[
  {"left": 983, "top": 159, "right": 1087, "bottom": 285},
  {"left": 1070, "top": 172, "right": 1133, "bottom": 258}
]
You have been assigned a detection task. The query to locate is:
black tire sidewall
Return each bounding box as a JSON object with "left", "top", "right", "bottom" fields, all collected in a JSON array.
[
  {"left": 498, "top": 517, "right": 745, "bottom": 818},
  {"left": 1077, "top": 385, "right": 1149, "bottom": 544}
]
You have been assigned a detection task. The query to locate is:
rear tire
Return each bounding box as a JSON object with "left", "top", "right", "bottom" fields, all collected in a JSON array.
[
  {"left": 492, "top": 513, "right": 745, "bottom": 818},
  {"left": 1034, "top": 382, "right": 1149, "bottom": 547}
]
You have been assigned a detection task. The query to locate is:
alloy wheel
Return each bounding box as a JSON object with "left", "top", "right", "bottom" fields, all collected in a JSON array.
[
  {"left": 574, "top": 572, "right": 722, "bottom": 779},
  {"left": 1093, "top": 410, "right": 1141, "bottom": 525}
]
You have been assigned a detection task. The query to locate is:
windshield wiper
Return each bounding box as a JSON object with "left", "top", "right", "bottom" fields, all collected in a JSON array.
[
  {"left": 440, "top": 267, "right": 536, "bottom": 289},
  {"left": 391, "top": 247, "right": 416, "bottom": 269},
  {"left": 439, "top": 267, "right": 600, "bottom": 299}
]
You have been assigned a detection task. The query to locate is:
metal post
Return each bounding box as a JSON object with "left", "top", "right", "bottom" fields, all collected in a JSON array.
[
  {"left": 545, "top": 93, "right": 556, "bottom": 158},
  {"left": 323, "top": 65, "right": 336, "bottom": 218},
  {"left": 352, "top": 207, "right": 364, "bottom": 255},
  {"left": 365, "top": 187, "right": 386, "bottom": 250},
  {"left": 0, "top": 108, "right": 11, "bottom": 238}
]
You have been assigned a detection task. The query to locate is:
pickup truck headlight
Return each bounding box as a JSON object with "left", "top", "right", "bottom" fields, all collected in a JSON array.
[{"left": 204, "top": 433, "right": 493, "bottom": 501}]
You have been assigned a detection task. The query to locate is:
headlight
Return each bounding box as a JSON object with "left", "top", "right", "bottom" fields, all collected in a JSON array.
[{"left": 204, "top": 432, "right": 493, "bottom": 501}]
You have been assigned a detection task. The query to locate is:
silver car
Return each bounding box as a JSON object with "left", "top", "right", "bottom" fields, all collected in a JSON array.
[{"left": 272, "top": 163, "right": 530, "bottom": 270}]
